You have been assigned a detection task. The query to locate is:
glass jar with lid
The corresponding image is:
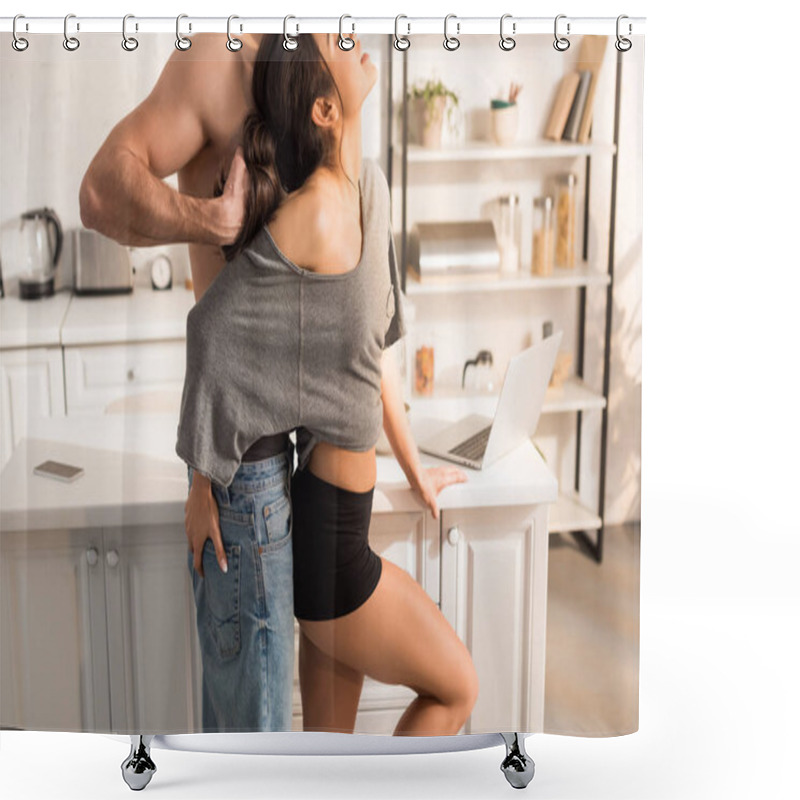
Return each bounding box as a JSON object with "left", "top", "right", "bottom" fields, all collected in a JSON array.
[
  {"left": 413, "top": 323, "right": 435, "bottom": 397},
  {"left": 496, "top": 193, "right": 521, "bottom": 274},
  {"left": 554, "top": 173, "right": 578, "bottom": 269},
  {"left": 531, "top": 195, "right": 554, "bottom": 276}
]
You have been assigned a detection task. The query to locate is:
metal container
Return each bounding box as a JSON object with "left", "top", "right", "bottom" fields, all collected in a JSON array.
[
  {"left": 74, "top": 229, "right": 133, "bottom": 295},
  {"left": 409, "top": 220, "right": 499, "bottom": 280}
]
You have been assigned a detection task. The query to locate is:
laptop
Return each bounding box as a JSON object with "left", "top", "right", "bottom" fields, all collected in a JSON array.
[{"left": 418, "top": 331, "right": 563, "bottom": 470}]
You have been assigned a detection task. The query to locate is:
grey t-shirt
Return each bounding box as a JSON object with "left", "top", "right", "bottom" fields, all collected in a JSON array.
[{"left": 175, "top": 158, "right": 407, "bottom": 487}]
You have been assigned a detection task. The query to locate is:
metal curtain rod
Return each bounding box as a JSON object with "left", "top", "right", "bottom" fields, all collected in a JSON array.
[{"left": 0, "top": 15, "right": 646, "bottom": 36}]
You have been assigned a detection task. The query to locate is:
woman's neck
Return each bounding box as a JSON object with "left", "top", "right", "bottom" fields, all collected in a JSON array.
[{"left": 336, "top": 119, "right": 363, "bottom": 188}]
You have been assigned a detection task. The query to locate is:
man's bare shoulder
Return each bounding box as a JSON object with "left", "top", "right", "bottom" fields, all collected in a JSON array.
[{"left": 161, "top": 34, "right": 242, "bottom": 95}]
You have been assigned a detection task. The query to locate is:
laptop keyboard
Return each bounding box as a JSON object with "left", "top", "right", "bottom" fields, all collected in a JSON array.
[{"left": 449, "top": 425, "right": 492, "bottom": 462}]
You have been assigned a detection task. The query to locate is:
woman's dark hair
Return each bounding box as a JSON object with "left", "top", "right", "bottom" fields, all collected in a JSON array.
[{"left": 219, "top": 33, "right": 349, "bottom": 261}]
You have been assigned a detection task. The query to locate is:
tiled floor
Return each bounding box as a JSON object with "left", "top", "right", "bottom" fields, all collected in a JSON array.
[{"left": 544, "top": 522, "right": 641, "bottom": 736}]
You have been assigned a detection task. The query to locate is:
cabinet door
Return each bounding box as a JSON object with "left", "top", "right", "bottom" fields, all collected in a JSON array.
[
  {"left": 103, "top": 524, "right": 200, "bottom": 733},
  {"left": 440, "top": 505, "right": 549, "bottom": 734},
  {"left": 0, "top": 347, "right": 66, "bottom": 470},
  {"left": 63, "top": 340, "right": 185, "bottom": 415},
  {"left": 0, "top": 528, "right": 110, "bottom": 731}
]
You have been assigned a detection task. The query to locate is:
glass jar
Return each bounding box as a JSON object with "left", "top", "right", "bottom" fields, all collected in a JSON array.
[
  {"left": 554, "top": 173, "right": 578, "bottom": 269},
  {"left": 496, "top": 193, "right": 521, "bottom": 274},
  {"left": 531, "top": 195, "right": 554, "bottom": 276},
  {"left": 414, "top": 327, "right": 435, "bottom": 396}
]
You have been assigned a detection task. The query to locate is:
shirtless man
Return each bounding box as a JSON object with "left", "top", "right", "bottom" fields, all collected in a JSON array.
[{"left": 79, "top": 32, "right": 296, "bottom": 732}]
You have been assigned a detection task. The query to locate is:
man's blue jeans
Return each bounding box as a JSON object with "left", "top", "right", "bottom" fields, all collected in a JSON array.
[{"left": 186, "top": 441, "right": 294, "bottom": 732}]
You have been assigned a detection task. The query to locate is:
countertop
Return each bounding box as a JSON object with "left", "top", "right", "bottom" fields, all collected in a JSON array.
[
  {"left": 0, "top": 412, "right": 557, "bottom": 532},
  {"left": 61, "top": 286, "right": 196, "bottom": 345},
  {"left": 0, "top": 285, "right": 196, "bottom": 350},
  {"left": 0, "top": 288, "right": 73, "bottom": 350}
]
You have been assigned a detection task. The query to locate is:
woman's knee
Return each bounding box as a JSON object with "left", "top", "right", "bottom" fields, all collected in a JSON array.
[
  {"left": 425, "top": 649, "right": 478, "bottom": 722},
  {"left": 450, "top": 656, "right": 480, "bottom": 719}
]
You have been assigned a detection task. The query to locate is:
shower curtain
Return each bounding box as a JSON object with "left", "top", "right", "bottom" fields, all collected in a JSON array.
[{"left": 0, "top": 21, "right": 643, "bottom": 741}]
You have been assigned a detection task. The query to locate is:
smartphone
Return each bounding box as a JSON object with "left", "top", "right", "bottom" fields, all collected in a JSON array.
[{"left": 33, "top": 460, "right": 85, "bottom": 483}]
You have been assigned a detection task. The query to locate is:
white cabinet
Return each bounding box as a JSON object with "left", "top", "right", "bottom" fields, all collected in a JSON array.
[
  {"left": 63, "top": 340, "right": 185, "bottom": 415},
  {"left": 440, "top": 505, "right": 549, "bottom": 734},
  {"left": 0, "top": 524, "right": 199, "bottom": 734},
  {"left": 1, "top": 504, "right": 551, "bottom": 735},
  {"left": 0, "top": 527, "right": 109, "bottom": 731},
  {"left": 0, "top": 347, "right": 65, "bottom": 470},
  {"left": 104, "top": 524, "right": 200, "bottom": 733}
]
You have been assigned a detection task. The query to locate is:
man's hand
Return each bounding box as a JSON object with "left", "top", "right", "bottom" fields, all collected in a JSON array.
[
  {"left": 215, "top": 147, "right": 250, "bottom": 247},
  {"left": 185, "top": 475, "right": 228, "bottom": 577}
]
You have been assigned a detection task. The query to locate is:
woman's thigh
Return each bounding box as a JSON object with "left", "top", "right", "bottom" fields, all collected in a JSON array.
[{"left": 299, "top": 558, "right": 477, "bottom": 705}]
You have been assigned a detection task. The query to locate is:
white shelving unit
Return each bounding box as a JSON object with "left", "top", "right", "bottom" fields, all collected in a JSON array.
[
  {"left": 395, "top": 140, "right": 616, "bottom": 163},
  {"left": 388, "top": 36, "right": 624, "bottom": 562},
  {"left": 406, "top": 265, "right": 610, "bottom": 296}
]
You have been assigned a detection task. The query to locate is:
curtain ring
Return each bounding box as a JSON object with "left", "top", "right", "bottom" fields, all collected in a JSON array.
[
  {"left": 63, "top": 13, "right": 80, "bottom": 51},
  {"left": 499, "top": 14, "right": 516, "bottom": 51},
  {"left": 12, "top": 14, "right": 29, "bottom": 52},
  {"left": 283, "top": 15, "right": 298, "bottom": 51},
  {"left": 443, "top": 14, "right": 460, "bottom": 51},
  {"left": 175, "top": 14, "right": 192, "bottom": 51},
  {"left": 394, "top": 15, "right": 410, "bottom": 51},
  {"left": 122, "top": 14, "right": 139, "bottom": 51},
  {"left": 553, "top": 14, "right": 570, "bottom": 51},
  {"left": 615, "top": 15, "right": 632, "bottom": 52},
  {"left": 227, "top": 15, "right": 243, "bottom": 52},
  {"left": 339, "top": 15, "right": 355, "bottom": 50}
]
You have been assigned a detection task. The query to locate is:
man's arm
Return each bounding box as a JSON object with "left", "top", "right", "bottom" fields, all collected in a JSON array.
[{"left": 79, "top": 35, "right": 243, "bottom": 247}]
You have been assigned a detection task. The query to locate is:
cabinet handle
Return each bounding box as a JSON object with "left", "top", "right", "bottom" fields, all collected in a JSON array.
[
  {"left": 106, "top": 549, "right": 120, "bottom": 568},
  {"left": 447, "top": 526, "right": 461, "bottom": 546},
  {"left": 127, "top": 369, "right": 135, "bottom": 381},
  {"left": 86, "top": 547, "right": 98, "bottom": 566}
]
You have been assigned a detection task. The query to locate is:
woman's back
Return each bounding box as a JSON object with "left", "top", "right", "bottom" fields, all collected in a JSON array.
[{"left": 175, "top": 157, "right": 406, "bottom": 488}]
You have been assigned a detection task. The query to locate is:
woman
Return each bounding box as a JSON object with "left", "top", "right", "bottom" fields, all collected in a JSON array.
[{"left": 177, "top": 31, "right": 478, "bottom": 735}]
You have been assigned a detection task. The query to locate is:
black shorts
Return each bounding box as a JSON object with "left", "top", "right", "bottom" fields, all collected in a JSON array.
[{"left": 290, "top": 466, "right": 382, "bottom": 621}]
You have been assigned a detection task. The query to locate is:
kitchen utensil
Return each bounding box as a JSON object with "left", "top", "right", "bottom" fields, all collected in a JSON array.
[
  {"left": 2, "top": 207, "right": 63, "bottom": 299},
  {"left": 462, "top": 350, "right": 498, "bottom": 392},
  {"left": 408, "top": 220, "right": 499, "bottom": 281},
  {"left": 74, "top": 228, "right": 133, "bottom": 295}
]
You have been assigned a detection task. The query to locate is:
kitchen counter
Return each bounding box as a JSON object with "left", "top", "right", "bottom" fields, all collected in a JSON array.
[
  {"left": 61, "top": 286, "right": 195, "bottom": 345},
  {"left": 0, "top": 288, "right": 73, "bottom": 350},
  {"left": 0, "top": 285, "right": 196, "bottom": 350},
  {"left": 0, "top": 412, "right": 557, "bottom": 532}
]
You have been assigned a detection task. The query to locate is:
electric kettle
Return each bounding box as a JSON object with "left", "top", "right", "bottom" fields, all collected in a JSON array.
[{"left": 4, "top": 208, "right": 63, "bottom": 300}]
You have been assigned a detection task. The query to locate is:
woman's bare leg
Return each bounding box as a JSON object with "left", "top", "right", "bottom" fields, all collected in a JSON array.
[
  {"left": 298, "top": 626, "right": 364, "bottom": 733},
  {"left": 298, "top": 557, "right": 479, "bottom": 736}
]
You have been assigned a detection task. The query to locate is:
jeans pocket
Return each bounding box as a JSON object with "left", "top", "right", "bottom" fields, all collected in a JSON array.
[
  {"left": 201, "top": 539, "right": 242, "bottom": 661},
  {"left": 258, "top": 491, "right": 292, "bottom": 551}
]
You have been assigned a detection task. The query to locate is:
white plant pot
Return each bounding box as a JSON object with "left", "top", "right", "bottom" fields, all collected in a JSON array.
[{"left": 491, "top": 104, "right": 519, "bottom": 146}]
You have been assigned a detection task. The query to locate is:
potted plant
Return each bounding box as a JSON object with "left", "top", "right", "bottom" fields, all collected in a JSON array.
[
  {"left": 406, "top": 79, "right": 459, "bottom": 148},
  {"left": 490, "top": 81, "right": 522, "bottom": 145}
]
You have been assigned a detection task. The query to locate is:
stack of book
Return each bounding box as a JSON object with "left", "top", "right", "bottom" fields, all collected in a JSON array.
[{"left": 544, "top": 36, "right": 609, "bottom": 144}]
